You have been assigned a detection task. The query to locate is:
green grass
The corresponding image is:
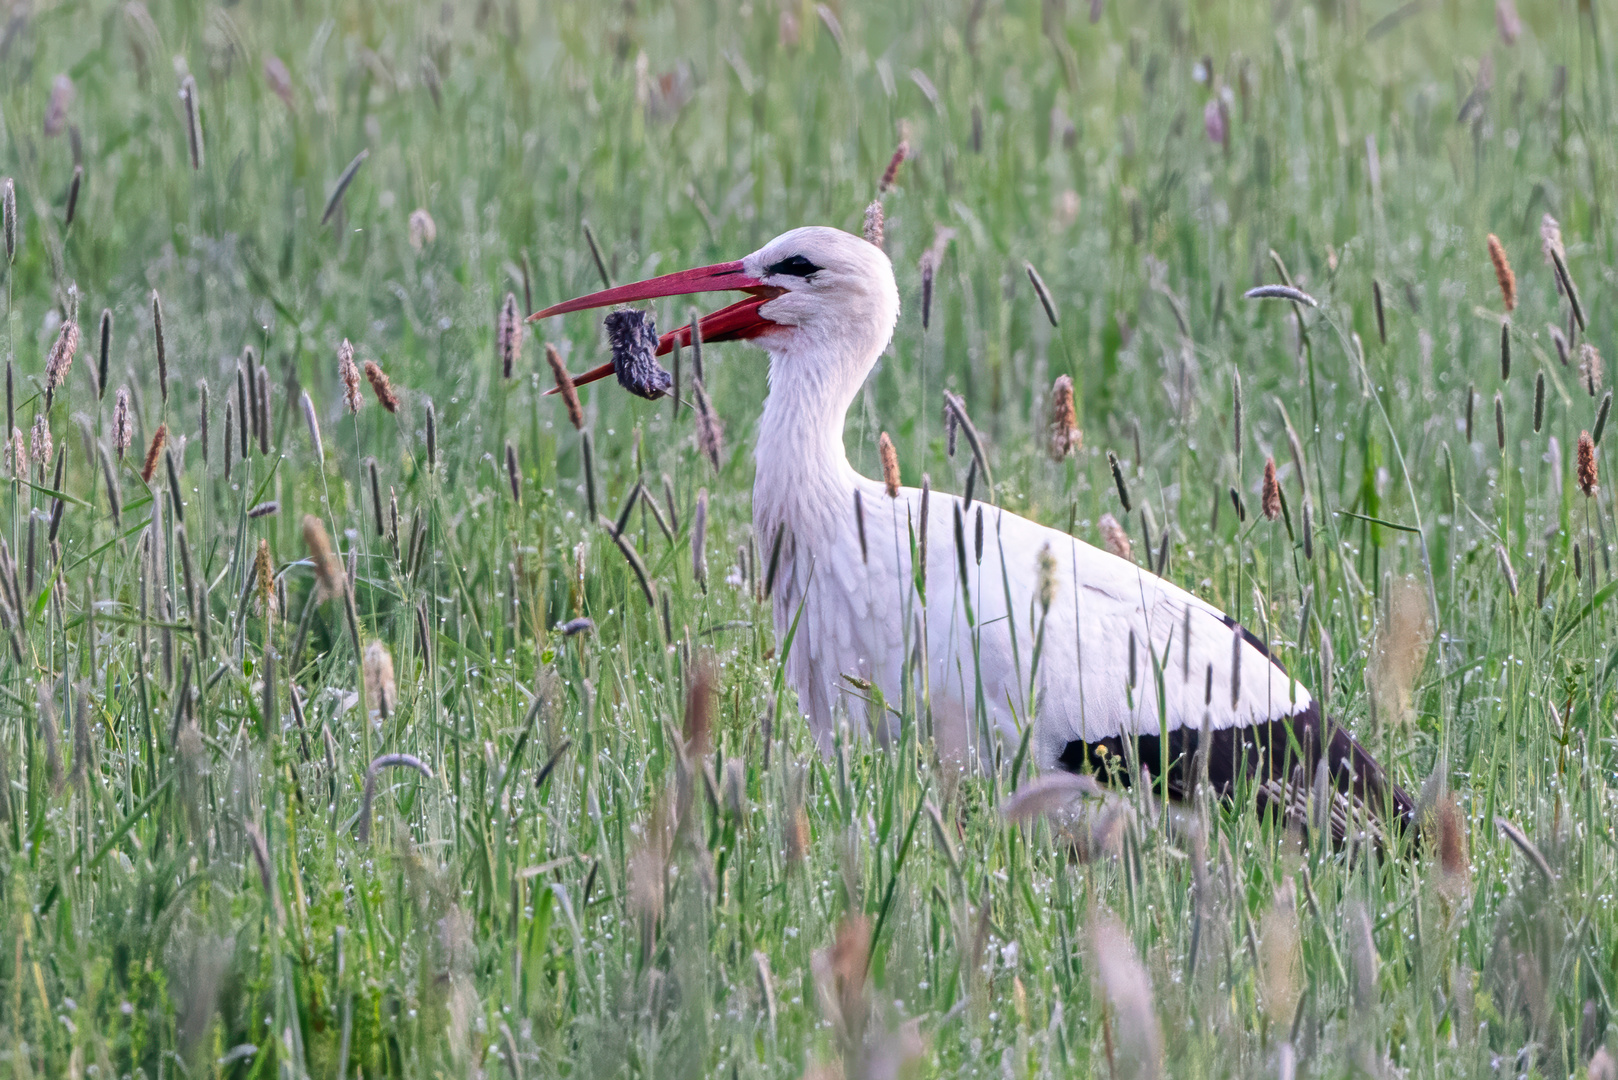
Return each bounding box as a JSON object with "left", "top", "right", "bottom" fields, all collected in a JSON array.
[{"left": 0, "top": 0, "right": 1615, "bottom": 1075}]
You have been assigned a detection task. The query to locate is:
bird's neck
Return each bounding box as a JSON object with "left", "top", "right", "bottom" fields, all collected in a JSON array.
[{"left": 752, "top": 341, "right": 872, "bottom": 539}]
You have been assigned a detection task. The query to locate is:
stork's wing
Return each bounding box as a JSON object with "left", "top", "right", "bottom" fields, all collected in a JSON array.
[
  {"left": 914, "top": 496, "right": 1307, "bottom": 767},
  {"left": 922, "top": 493, "right": 1413, "bottom": 840}
]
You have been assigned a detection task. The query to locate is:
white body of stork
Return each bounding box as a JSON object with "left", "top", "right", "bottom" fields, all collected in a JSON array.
[{"left": 534, "top": 226, "right": 1413, "bottom": 837}]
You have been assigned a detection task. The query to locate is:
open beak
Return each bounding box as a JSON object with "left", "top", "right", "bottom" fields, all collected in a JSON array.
[{"left": 529, "top": 260, "right": 783, "bottom": 391}]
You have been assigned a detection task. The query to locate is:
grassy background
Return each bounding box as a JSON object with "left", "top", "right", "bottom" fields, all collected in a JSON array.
[{"left": 1, "top": 0, "right": 1615, "bottom": 1075}]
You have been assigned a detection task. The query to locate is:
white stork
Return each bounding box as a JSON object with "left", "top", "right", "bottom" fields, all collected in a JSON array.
[{"left": 533, "top": 226, "right": 1415, "bottom": 841}]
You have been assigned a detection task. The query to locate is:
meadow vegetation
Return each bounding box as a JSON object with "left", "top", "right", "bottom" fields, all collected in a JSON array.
[{"left": 0, "top": 0, "right": 1615, "bottom": 1075}]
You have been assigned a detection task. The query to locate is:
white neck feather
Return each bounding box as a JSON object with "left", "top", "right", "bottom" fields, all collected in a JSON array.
[{"left": 752, "top": 335, "right": 876, "bottom": 544}]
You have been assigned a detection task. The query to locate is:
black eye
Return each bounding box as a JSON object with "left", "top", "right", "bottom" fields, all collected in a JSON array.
[{"left": 765, "top": 254, "right": 821, "bottom": 278}]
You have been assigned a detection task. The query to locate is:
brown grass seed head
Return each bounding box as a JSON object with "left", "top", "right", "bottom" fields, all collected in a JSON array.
[
  {"left": 301, "top": 513, "right": 345, "bottom": 599},
  {"left": 1487, "top": 233, "right": 1516, "bottom": 311},
  {"left": 112, "top": 386, "right": 131, "bottom": 457},
  {"left": 1578, "top": 430, "right": 1598, "bottom": 496},
  {"left": 339, "top": 339, "right": 362, "bottom": 413},
  {"left": 363, "top": 360, "right": 399, "bottom": 412},
  {"left": 1047, "top": 374, "right": 1080, "bottom": 460},
  {"left": 1261, "top": 456, "right": 1281, "bottom": 521},
  {"left": 498, "top": 291, "right": 520, "bottom": 378},
  {"left": 45, "top": 319, "right": 78, "bottom": 401},
  {"left": 862, "top": 200, "right": 884, "bottom": 248},
  {"left": 1100, "top": 513, "right": 1132, "bottom": 561},
  {"left": 139, "top": 423, "right": 165, "bottom": 484},
  {"left": 546, "top": 342, "right": 583, "bottom": 429},
  {"left": 878, "top": 431, "right": 900, "bottom": 496}
]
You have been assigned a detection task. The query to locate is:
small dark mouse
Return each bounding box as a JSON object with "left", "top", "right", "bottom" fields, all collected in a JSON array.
[{"left": 604, "top": 309, "right": 671, "bottom": 400}]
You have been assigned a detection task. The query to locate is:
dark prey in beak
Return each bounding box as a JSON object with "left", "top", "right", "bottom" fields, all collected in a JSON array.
[{"left": 604, "top": 309, "right": 671, "bottom": 399}]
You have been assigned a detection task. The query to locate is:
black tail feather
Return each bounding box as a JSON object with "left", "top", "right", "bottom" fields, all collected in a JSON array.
[{"left": 1055, "top": 701, "right": 1417, "bottom": 847}]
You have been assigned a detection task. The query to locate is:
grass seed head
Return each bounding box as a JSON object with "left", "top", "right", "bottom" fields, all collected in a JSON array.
[
  {"left": 684, "top": 649, "right": 714, "bottom": 757},
  {"left": 920, "top": 249, "right": 936, "bottom": 327},
  {"left": 339, "top": 339, "right": 362, "bottom": 413},
  {"left": 1261, "top": 456, "right": 1281, "bottom": 521},
  {"left": 505, "top": 440, "right": 521, "bottom": 504},
  {"left": 408, "top": 207, "right": 436, "bottom": 250},
  {"left": 139, "top": 422, "right": 164, "bottom": 483},
  {"left": 150, "top": 290, "right": 167, "bottom": 401},
  {"left": 1037, "top": 541, "right": 1058, "bottom": 611},
  {"left": 1, "top": 177, "right": 14, "bottom": 262},
  {"left": 1432, "top": 793, "right": 1471, "bottom": 901},
  {"left": 1581, "top": 343, "right": 1603, "bottom": 397},
  {"left": 785, "top": 798, "right": 810, "bottom": 869},
  {"left": 1590, "top": 1048, "right": 1617, "bottom": 1080},
  {"left": 321, "top": 149, "right": 368, "bottom": 226},
  {"left": 1486, "top": 233, "right": 1516, "bottom": 311},
  {"left": 222, "top": 399, "right": 234, "bottom": 478},
  {"left": 1550, "top": 323, "right": 1570, "bottom": 365},
  {"left": 1578, "top": 431, "right": 1598, "bottom": 496},
  {"left": 1495, "top": 543, "right": 1518, "bottom": 597},
  {"left": 425, "top": 398, "right": 437, "bottom": 472},
  {"left": 363, "top": 640, "right": 396, "bottom": 721},
  {"left": 263, "top": 55, "right": 293, "bottom": 107},
  {"left": 300, "top": 389, "right": 323, "bottom": 461},
  {"left": 1347, "top": 901, "right": 1379, "bottom": 1012},
  {"left": 545, "top": 343, "right": 583, "bottom": 429},
  {"left": 1541, "top": 212, "right": 1565, "bottom": 269},
  {"left": 196, "top": 379, "right": 209, "bottom": 467},
  {"left": 45, "top": 319, "right": 78, "bottom": 403},
  {"left": 179, "top": 75, "right": 202, "bottom": 170},
  {"left": 1047, "top": 374, "right": 1080, "bottom": 460},
  {"left": 97, "top": 442, "right": 120, "bottom": 526},
  {"left": 44, "top": 74, "right": 73, "bottom": 137},
  {"left": 30, "top": 415, "right": 52, "bottom": 475},
  {"left": 1597, "top": 391, "right": 1614, "bottom": 446},
  {"left": 1026, "top": 261, "right": 1059, "bottom": 326},
  {"left": 3, "top": 428, "right": 21, "bottom": 480},
  {"left": 862, "top": 199, "right": 884, "bottom": 247},
  {"left": 1258, "top": 879, "right": 1302, "bottom": 1029},
  {"left": 1100, "top": 513, "right": 1132, "bottom": 561},
  {"left": 691, "top": 488, "right": 709, "bottom": 588},
  {"left": 362, "top": 359, "right": 399, "bottom": 412},
  {"left": 1495, "top": 391, "right": 1505, "bottom": 451},
  {"left": 498, "top": 291, "right": 520, "bottom": 378},
  {"left": 722, "top": 758, "right": 746, "bottom": 820},
  {"left": 254, "top": 538, "right": 274, "bottom": 612},
  {"left": 1496, "top": 0, "right": 1522, "bottom": 42},
  {"left": 1367, "top": 575, "right": 1433, "bottom": 725},
  {"left": 694, "top": 381, "right": 724, "bottom": 470},
  {"left": 817, "top": 913, "right": 871, "bottom": 1053},
  {"left": 255, "top": 366, "right": 271, "bottom": 454},
  {"left": 878, "top": 140, "right": 908, "bottom": 193},
  {"left": 1108, "top": 450, "right": 1132, "bottom": 511},
  {"left": 301, "top": 514, "right": 345, "bottom": 599},
  {"left": 1090, "top": 912, "right": 1163, "bottom": 1080},
  {"left": 878, "top": 431, "right": 900, "bottom": 495}
]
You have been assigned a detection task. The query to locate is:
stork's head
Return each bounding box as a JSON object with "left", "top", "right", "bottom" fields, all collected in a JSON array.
[{"left": 531, "top": 226, "right": 899, "bottom": 393}]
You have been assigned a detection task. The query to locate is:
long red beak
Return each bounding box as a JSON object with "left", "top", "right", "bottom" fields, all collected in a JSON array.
[{"left": 530, "top": 260, "right": 782, "bottom": 392}]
